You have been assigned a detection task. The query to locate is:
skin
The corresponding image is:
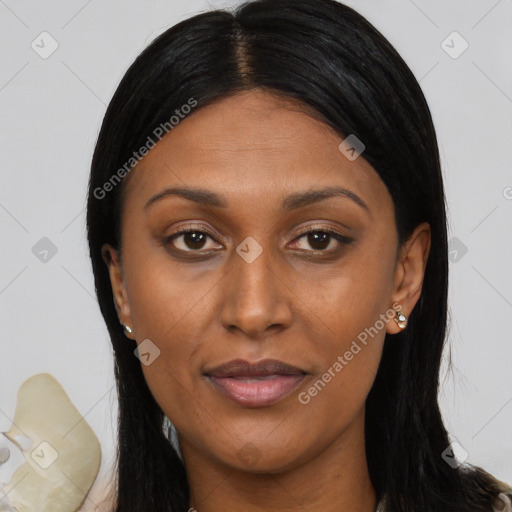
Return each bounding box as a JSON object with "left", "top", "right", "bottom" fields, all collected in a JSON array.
[{"left": 102, "top": 89, "right": 431, "bottom": 512}]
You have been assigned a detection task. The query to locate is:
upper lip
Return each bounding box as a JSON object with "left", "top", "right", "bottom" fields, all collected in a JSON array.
[{"left": 204, "top": 359, "right": 306, "bottom": 378}]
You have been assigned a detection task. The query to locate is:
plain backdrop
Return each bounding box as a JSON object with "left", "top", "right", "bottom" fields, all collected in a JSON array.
[{"left": 0, "top": 0, "right": 511, "bottom": 508}]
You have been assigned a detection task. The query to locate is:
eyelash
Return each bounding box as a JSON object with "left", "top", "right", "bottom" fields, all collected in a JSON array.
[{"left": 162, "top": 224, "right": 354, "bottom": 258}]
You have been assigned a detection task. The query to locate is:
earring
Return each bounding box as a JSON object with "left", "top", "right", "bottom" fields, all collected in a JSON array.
[
  {"left": 394, "top": 310, "right": 407, "bottom": 329},
  {"left": 121, "top": 323, "right": 133, "bottom": 335}
]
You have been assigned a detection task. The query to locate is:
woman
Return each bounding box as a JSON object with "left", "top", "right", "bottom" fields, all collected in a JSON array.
[{"left": 86, "top": 0, "right": 512, "bottom": 510}]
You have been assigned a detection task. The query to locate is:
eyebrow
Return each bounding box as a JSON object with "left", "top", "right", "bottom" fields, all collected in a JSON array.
[{"left": 143, "top": 186, "right": 370, "bottom": 214}]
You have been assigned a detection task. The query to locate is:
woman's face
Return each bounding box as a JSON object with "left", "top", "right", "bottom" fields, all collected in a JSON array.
[{"left": 104, "top": 89, "right": 429, "bottom": 473}]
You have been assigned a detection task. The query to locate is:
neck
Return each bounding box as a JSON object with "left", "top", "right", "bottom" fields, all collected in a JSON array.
[{"left": 181, "top": 410, "right": 377, "bottom": 512}]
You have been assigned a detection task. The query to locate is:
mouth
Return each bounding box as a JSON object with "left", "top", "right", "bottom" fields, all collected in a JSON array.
[{"left": 203, "top": 359, "right": 307, "bottom": 408}]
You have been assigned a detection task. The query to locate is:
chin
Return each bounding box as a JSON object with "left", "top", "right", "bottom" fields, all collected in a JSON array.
[{"left": 213, "top": 441, "right": 307, "bottom": 475}]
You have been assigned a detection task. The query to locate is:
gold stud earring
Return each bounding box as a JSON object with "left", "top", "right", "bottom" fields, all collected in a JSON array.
[{"left": 394, "top": 310, "right": 407, "bottom": 329}]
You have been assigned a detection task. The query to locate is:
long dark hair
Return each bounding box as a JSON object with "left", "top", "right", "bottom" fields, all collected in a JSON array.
[{"left": 86, "top": 1, "right": 511, "bottom": 510}]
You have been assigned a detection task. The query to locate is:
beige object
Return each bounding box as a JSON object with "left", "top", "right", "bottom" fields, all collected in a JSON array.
[{"left": 1, "top": 373, "right": 101, "bottom": 512}]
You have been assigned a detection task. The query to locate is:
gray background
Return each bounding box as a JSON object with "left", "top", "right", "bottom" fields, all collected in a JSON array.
[{"left": 0, "top": 0, "right": 511, "bottom": 509}]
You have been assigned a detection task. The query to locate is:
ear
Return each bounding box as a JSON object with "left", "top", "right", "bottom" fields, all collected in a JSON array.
[
  {"left": 386, "top": 222, "right": 431, "bottom": 334},
  {"left": 101, "top": 243, "right": 135, "bottom": 339}
]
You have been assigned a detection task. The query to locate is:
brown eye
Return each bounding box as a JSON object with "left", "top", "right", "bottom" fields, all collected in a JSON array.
[
  {"left": 163, "top": 228, "right": 222, "bottom": 253},
  {"left": 307, "top": 232, "right": 330, "bottom": 250},
  {"left": 291, "top": 229, "right": 353, "bottom": 253},
  {"left": 180, "top": 231, "right": 208, "bottom": 250}
]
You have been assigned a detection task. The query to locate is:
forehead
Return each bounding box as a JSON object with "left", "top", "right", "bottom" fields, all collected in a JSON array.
[{"left": 121, "top": 89, "right": 389, "bottom": 210}]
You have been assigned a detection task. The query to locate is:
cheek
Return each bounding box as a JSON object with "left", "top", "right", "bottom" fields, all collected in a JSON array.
[
  {"left": 291, "top": 243, "right": 394, "bottom": 400},
  {"left": 292, "top": 280, "right": 388, "bottom": 437},
  {"left": 294, "top": 237, "right": 395, "bottom": 338},
  {"left": 122, "top": 249, "right": 221, "bottom": 417},
  {"left": 124, "top": 244, "right": 218, "bottom": 339}
]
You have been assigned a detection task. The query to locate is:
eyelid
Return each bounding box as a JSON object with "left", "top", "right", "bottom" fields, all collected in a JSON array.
[
  {"left": 159, "top": 223, "right": 222, "bottom": 254},
  {"left": 169, "top": 223, "right": 222, "bottom": 242},
  {"left": 167, "top": 222, "right": 351, "bottom": 243},
  {"left": 292, "top": 223, "right": 353, "bottom": 241},
  {"left": 163, "top": 222, "right": 353, "bottom": 259},
  {"left": 289, "top": 229, "right": 354, "bottom": 257}
]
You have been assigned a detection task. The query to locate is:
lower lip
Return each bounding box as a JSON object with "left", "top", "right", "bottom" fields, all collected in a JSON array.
[{"left": 206, "top": 374, "right": 306, "bottom": 408}]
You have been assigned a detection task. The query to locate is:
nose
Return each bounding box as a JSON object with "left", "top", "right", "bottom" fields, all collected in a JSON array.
[{"left": 219, "top": 239, "right": 293, "bottom": 339}]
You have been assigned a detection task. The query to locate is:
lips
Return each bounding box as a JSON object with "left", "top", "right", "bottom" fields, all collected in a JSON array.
[
  {"left": 204, "top": 359, "right": 307, "bottom": 408},
  {"left": 205, "top": 359, "right": 305, "bottom": 378}
]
